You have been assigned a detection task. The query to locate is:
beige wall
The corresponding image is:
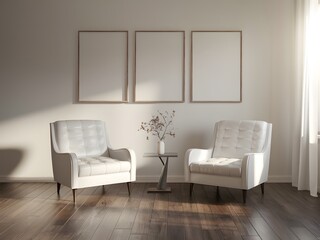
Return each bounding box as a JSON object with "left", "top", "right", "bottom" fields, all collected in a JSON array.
[{"left": 0, "top": 0, "right": 295, "bottom": 182}]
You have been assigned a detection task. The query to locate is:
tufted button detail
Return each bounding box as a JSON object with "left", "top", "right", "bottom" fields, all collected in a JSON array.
[
  {"left": 78, "top": 156, "right": 131, "bottom": 177},
  {"left": 189, "top": 157, "right": 242, "bottom": 177},
  {"left": 212, "top": 120, "right": 268, "bottom": 159}
]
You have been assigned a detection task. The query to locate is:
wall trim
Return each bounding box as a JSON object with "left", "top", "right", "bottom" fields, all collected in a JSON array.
[
  {"left": 0, "top": 177, "right": 54, "bottom": 183},
  {"left": 137, "top": 175, "right": 292, "bottom": 183},
  {"left": 267, "top": 175, "right": 291, "bottom": 183},
  {"left": 0, "top": 175, "right": 292, "bottom": 183},
  {"left": 136, "top": 175, "right": 185, "bottom": 183}
]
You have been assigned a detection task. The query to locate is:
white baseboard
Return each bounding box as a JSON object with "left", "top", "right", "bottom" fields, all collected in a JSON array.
[
  {"left": 137, "top": 175, "right": 292, "bottom": 183},
  {"left": 136, "top": 175, "right": 185, "bottom": 183},
  {"left": 0, "top": 177, "right": 54, "bottom": 183},
  {"left": 0, "top": 176, "right": 186, "bottom": 183},
  {"left": 0, "top": 175, "right": 292, "bottom": 184},
  {"left": 267, "top": 175, "right": 291, "bottom": 183}
]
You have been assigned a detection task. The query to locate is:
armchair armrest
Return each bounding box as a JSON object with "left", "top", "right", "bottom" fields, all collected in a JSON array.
[
  {"left": 184, "top": 148, "right": 213, "bottom": 182},
  {"left": 109, "top": 148, "right": 134, "bottom": 161},
  {"left": 241, "top": 152, "right": 268, "bottom": 189},
  {"left": 51, "top": 152, "right": 78, "bottom": 188},
  {"left": 109, "top": 148, "right": 136, "bottom": 181}
]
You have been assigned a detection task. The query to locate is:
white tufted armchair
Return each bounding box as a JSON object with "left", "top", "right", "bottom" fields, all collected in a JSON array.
[
  {"left": 50, "top": 120, "right": 136, "bottom": 202},
  {"left": 185, "top": 120, "right": 272, "bottom": 203}
]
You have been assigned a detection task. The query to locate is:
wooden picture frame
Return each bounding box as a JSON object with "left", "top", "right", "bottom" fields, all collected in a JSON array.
[
  {"left": 78, "top": 31, "right": 128, "bottom": 103},
  {"left": 191, "top": 31, "right": 242, "bottom": 103},
  {"left": 134, "top": 31, "right": 185, "bottom": 103}
]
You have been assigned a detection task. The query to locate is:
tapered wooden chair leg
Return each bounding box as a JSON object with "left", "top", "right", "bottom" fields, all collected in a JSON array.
[
  {"left": 261, "top": 183, "right": 265, "bottom": 195},
  {"left": 126, "top": 182, "right": 131, "bottom": 196},
  {"left": 242, "top": 190, "right": 247, "bottom": 203},
  {"left": 190, "top": 183, "right": 194, "bottom": 197},
  {"left": 72, "top": 189, "right": 76, "bottom": 203},
  {"left": 57, "top": 183, "right": 61, "bottom": 195}
]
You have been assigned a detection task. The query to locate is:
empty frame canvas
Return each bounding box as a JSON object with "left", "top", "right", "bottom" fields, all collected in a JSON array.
[
  {"left": 135, "top": 31, "right": 185, "bottom": 103},
  {"left": 78, "top": 31, "right": 128, "bottom": 102},
  {"left": 192, "top": 31, "right": 242, "bottom": 102}
]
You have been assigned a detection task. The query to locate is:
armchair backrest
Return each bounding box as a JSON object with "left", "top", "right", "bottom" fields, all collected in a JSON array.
[
  {"left": 212, "top": 120, "right": 269, "bottom": 159},
  {"left": 50, "top": 120, "right": 108, "bottom": 157}
]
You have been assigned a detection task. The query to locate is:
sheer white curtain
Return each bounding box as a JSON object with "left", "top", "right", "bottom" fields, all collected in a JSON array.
[{"left": 292, "top": 0, "right": 320, "bottom": 197}]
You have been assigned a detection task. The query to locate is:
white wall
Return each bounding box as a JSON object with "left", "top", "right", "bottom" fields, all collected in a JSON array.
[{"left": 0, "top": 0, "right": 295, "bottom": 182}]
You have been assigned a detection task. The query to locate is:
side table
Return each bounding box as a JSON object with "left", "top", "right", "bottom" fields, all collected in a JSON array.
[{"left": 144, "top": 152, "right": 178, "bottom": 193}]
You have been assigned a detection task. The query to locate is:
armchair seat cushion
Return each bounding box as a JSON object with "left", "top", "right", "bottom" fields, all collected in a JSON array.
[
  {"left": 189, "top": 157, "right": 242, "bottom": 177},
  {"left": 78, "top": 156, "right": 131, "bottom": 177}
]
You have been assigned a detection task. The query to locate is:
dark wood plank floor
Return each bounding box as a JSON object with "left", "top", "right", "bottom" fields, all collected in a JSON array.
[{"left": 0, "top": 183, "right": 319, "bottom": 240}]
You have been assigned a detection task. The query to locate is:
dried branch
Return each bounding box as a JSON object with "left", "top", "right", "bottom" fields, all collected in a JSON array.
[{"left": 138, "top": 110, "right": 176, "bottom": 141}]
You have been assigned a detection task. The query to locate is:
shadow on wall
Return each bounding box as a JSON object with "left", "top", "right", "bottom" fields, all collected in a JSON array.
[{"left": 0, "top": 149, "right": 24, "bottom": 177}]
